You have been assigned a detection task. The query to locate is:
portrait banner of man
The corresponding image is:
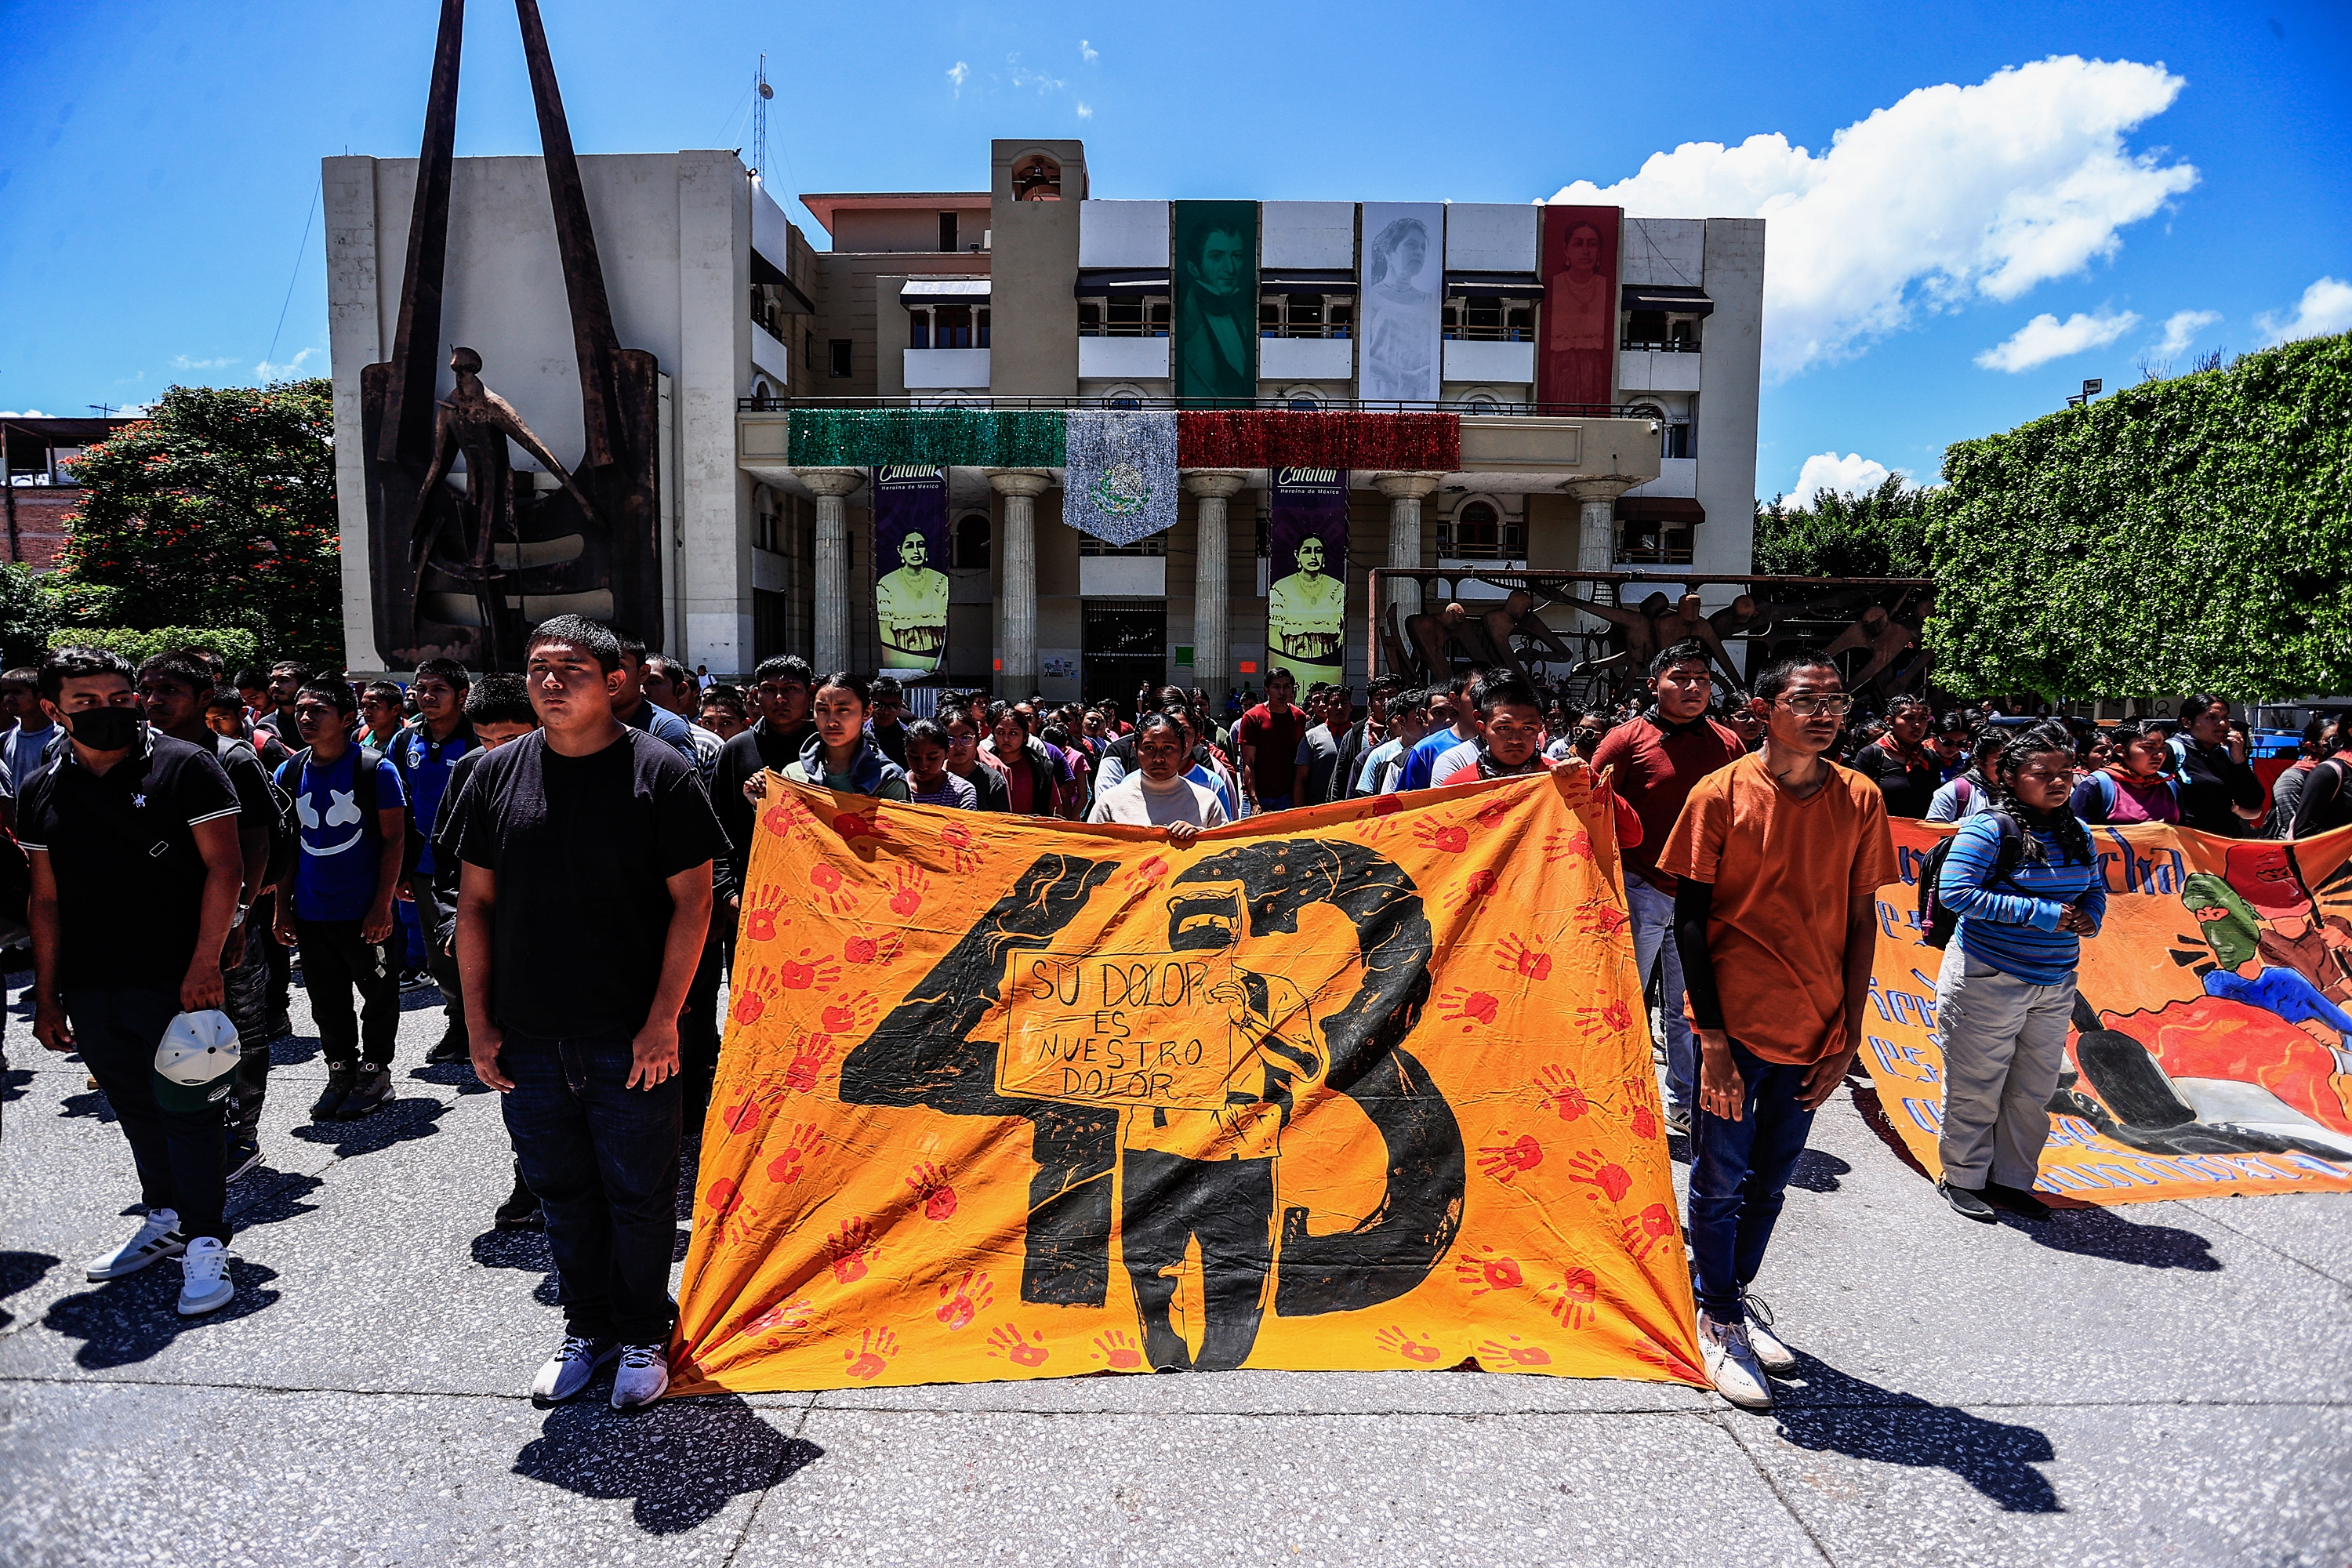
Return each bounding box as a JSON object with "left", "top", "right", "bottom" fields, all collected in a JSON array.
[
  {"left": 1267, "top": 466, "right": 1351, "bottom": 692},
  {"left": 871, "top": 465, "right": 951, "bottom": 674},
  {"left": 1357, "top": 203, "right": 1444, "bottom": 405},
  {"left": 1173, "top": 201, "right": 1259, "bottom": 406},
  {"left": 667, "top": 765, "right": 1705, "bottom": 1392},
  {"left": 1535, "top": 205, "right": 1621, "bottom": 410}
]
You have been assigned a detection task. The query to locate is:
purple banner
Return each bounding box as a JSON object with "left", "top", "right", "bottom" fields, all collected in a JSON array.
[
  {"left": 871, "top": 465, "right": 949, "bottom": 675},
  {"left": 1266, "top": 466, "right": 1348, "bottom": 691}
]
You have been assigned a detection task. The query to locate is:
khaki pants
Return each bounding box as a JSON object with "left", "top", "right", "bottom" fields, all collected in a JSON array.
[{"left": 1933, "top": 946, "right": 2076, "bottom": 1190}]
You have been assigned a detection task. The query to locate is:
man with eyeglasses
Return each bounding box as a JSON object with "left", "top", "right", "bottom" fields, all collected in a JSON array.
[{"left": 1657, "top": 653, "right": 1895, "bottom": 1413}]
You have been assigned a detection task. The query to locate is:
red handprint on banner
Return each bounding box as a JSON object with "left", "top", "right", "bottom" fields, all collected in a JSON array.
[
  {"left": 807, "top": 863, "right": 862, "bottom": 916},
  {"left": 702, "top": 1177, "right": 758, "bottom": 1244},
  {"left": 842, "top": 1326, "right": 898, "bottom": 1381},
  {"left": 1576, "top": 999, "right": 1635, "bottom": 1038},
  {"left": 831, "top": 808, "right": 880, "bottom": 841},
  {"left": 818, "top": 991, "right": 879, "bottom": 1035},
  {"left": 1547, "top": 1267, "right": 1600, "bottom": 1329},
  {"left": 741, "top": 883, "right": 791, "bottom": 945},
  {"left": 731, "top": 966, "right": 781, "bottom": 1026},
  {"left": 1563, "top": 1150, "right": 1634, "bottom": 1204},
  {"left": 1474, "top": 795, "right": 1517, "bottom": 829},
  {"left": 935, "top": 1270, "right": 993, "bottom": 1330},
  {"left": 1541, "top": 828, "right": 1594, "bottom": 865},
  {"left": 937, "top": 820, "right": 985, "bottom": 874},
  {"left": 906, "top": 1160, "right": 958, "bottom": 1221},
  {"left": 1452, "top": 1244, "right": 1525, "bottom": 1298},
  {"left": 887, "top": 865, "right": 931, "bottom": 918},
  {"left": 1435, "top": 987, "right": 1501, "bottom": 1032},
  {"left": 1413, "top": 820, "right": 1470, "bottom": 854},
  {"left": 1475, "top": 1134, "right": 1544, "bottom": 1184},
  {"left": 1494, "top": 933, "right": 1552, "bottom": 982},
  {"left": 760, "top": 795, "right": 815, "bottom": 840},
  {"left": 826, "top": 1215, "right": 879, "bottom": 1283},
  {"left": 765, "top": 1122, "right": 824, "bottom": 1184},
  {"left": 1122, "top": 853, "right": 1171, "bottom": 892},
  {"left": 1446, "top": 868, "right": 1501, "bottom": 910},
  {"left": 742, "top": 1295, "right": 815, "bottom": 1346},
  {"left": 1374, "top": 1325, "right": 1443, "bottom": 1364},
  {"left": 777, "top": 947, "right": 842, "bottom": 993},
  {"left": 1475, "top": 1334, "right": 1553, "bottom": 1367},
  {"left": 844, "top": 930, "right": 904, "bottom": 967},
  {"left": 987, "top": 1323, "right": 1051, "bottom": 1367},
  {"left": 1574, "top": 900, "right": 1631, "bottom": 938},
  {"left": 1091, "top": 1329, "right": 1145, "bottom": 1370},
  {"left": 1622, "top": 1203, "right": 1678, "bottom": 1261},
  {"left": 720, "top": 1085, "right": 771, "bottom": 1136},
  {"left": 1534, "top": 1064, "right": 1592, "bottom": 1121},
  {"left": 782, "top": 1035, "right": 836, "bottom": 1094}
]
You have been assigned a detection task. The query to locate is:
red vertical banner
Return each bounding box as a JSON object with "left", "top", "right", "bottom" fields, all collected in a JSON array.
[{"left": 1537, "top": 206, "right": 1621, "bottom": 409}]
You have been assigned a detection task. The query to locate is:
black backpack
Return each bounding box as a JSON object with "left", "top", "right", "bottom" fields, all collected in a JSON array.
[
  {"left": 223, "top": 735, "right": 302, "bottom": 894},
  {"left": 1916, "top": 809, "right": 2024, "bottom": 950},
  {"left": 276, "top": 745, "right": 424, "bottom": 884}
]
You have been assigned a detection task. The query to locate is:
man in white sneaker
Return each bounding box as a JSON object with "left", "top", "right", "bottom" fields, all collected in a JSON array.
[
  {"left": 456, "top": 616, "right": 727, "bottom": 1410},
  {"left": 20, "top": 647, "right": 247, "bottom": 1316}
]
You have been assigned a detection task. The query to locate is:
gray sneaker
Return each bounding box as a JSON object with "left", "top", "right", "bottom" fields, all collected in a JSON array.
[
  {"left": 85, "top": 1209, "right": 186, "bottom": 1281},
  {"left": 612, "top": 1343, "right": 670, "bottom": 1410},
  {"left": 1698, "top": 1308, "right": 1773, "bottom": 1410},
  {"left": 1740, "top": 1292, "right": 1798, "bottom": 1374},
  {"left": 531, "top": 1335, "right": 619, "bottom": 1403}
]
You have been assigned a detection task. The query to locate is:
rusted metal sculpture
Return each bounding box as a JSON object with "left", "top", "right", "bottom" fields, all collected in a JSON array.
[{"left": 363, "top": 0, "right": 662, "bottom": 670}]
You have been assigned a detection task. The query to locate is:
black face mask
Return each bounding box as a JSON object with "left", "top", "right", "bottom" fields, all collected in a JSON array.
[{"left": 64, "top": 706, "right": 143, "bottom": 753}]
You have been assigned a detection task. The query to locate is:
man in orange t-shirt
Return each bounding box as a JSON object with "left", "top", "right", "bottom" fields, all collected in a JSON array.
[{"left": 1657, "top": 653, "right": 1896, "bottom": 1413}]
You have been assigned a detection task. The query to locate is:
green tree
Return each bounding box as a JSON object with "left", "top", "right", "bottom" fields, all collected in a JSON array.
[
  {"left": 0, "top": 563, "right": 57, "bottom": 669},
  {"left": 53, "top": 379, "right": 340, "bottom": 665},
  {"left": 1927, "top": 332, "right": 2352, "bottom": 699},
  {"left": 1751, "top": 474, "right": 1937, "bottom": 578}
]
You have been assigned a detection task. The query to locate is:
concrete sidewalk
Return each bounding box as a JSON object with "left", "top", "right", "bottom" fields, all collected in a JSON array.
[{"left": 2, "top": 978, "right": 2346, "bottom": 1566}]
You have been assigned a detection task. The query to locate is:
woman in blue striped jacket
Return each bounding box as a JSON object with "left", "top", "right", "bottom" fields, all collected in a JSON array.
[{"left": 1931, "top": 720, "right": 2107, "bottom": 1224}]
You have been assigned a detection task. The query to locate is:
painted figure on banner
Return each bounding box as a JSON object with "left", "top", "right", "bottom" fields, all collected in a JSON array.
[
  {"left": 1359, "top": 205, "right": 1443, "bottom": 404},
  {"left": 1537, "top": 205, "right": 1621, "bottom": 410},
  {"left": 1174, "top": 201, "right": 1258, "bottom": 405},
  {"left": 871, "top": 466, "right": 950, "bottom": 674},
  {"left": 1267, "top": 466, "right": 1350, "bottom": 691}
]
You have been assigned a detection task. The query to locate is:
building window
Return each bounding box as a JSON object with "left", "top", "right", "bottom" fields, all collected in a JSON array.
[
  {"left": 1621, "top": 310, "right": 1703, "bottom": 352},
  {"left": 804, "top": 330, "right": 815, "bottom": 371},
  {"left": 1663, "top": 420, "right": 1694, "bottom": 459},
  {"left": 953, "top": 512, "right": 990, "bottom": 569},
  {"left": 1617, "top": 518, "right": 1694, "bottom": 564},
  {"left": 1442, "top": 297, "right": 1535, "bottom": 343},
  {"left": 1258, "top": 294, "right": 1352, "bottom": 339},
  {"left": 938, "top": 212, "right": 959, "bottom": 252},
  {"left": 829, "top": 339, "right": 852, "bottom": 378},
  {"left": 753, "top": 492, "right": 779, "bottom": 553},
  {"left": 1077, "top": 532, "right": 1167, "bottom": 557},
  {"left": 907, "top": 306, "right": 990, "bottom": 350},
  {"left": 1079, "top": 297, "right": 1171, "bottom": 338},
  {"left": 1437, "top": 499, "right": 1523, "bottom": 560}
]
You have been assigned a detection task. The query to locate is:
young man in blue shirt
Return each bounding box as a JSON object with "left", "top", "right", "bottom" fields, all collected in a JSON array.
[
  {"left": 1394, "top": 668, "right": 1482, "bottom": 793},
  {"left": 274, "top": 679, "right": 409, "bottom": 1120},
  {"left": 388, "top": 658, "right": 474, "bottom": 1060}
]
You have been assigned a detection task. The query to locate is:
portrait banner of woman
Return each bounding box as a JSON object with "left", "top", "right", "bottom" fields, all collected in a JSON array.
[
  {"left": 1356, "top": 202, "right": 1443, "bottom": 405},
  {"left": 1536, "top": 205, "right": 1621, "bottom": 409},
  {"left": 871, "top": 464, "right": 951, "bottom": 674},
  {"left": 1267, "top": 466, "right": 1351, "bottom": 691},
  {"left": 1173, "top": 201, "right": 1259, "bottom": 406}
]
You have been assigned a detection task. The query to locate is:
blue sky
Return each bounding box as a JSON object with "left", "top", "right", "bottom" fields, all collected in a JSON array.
[{"left": 3, "top": 0, "right": 2347, "bottom": 501}]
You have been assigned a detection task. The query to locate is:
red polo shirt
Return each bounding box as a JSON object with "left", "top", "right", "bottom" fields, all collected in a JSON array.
[{"left": 1591, "top": 710, "right": 1744, "bottom": 894}]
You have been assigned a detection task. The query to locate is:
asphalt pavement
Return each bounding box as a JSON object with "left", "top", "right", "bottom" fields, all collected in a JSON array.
[{"left": 2, "top": 970, "right": 2347, "bottom": 1567}]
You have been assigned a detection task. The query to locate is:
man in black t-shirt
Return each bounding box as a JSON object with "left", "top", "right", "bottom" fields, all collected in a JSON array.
[
  {"left": 456, "top": 616, "right": 728, "bottom": 1411},
  {"left": 21, "top": 648, "right": 245, "bottom": 1317}
]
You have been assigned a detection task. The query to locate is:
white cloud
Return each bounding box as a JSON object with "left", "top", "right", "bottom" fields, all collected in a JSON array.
[
  {"left": 1080, "top": 38, "right": 1098, "bottom": 64},
  {"left": 946, "top": 60, "right": 969, "bottom": 96},
  {"left": 1551, "top": 56, "right": 2197, "bottom": 378},
  {"left": 1076, "top": 101, "right": 1093, "bottom": 120},
  {"left": 170, "top": 354, "right": 236, "bottom": 371},
  {"left": 1974, "top": 308, "right": 2140, "bottom": 372},
  {"left": 2155, "top": 309, "right": 2220, "bottom": 356},
  {"left": 1791, "top": 452, "right": 1911, "bottom": 503},
  {"left": 252, "top": 347, "right": 317, "bottom": 381},
  {"left": 1007, "top": 55, "right": 1064, "bottom": 94},
  {"left": 0, "top": 409, "right": 50, "bottom": 419},
  {"left": 2256, "top": 276, "right": 2352, "bottom": 344}
]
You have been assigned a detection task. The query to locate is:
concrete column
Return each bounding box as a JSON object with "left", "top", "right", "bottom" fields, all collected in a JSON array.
[
  {"left": 1566, "top": 479, "right": 1634, "bottom": 633},
  {"left": 794, "top": 468, "right": 863, "bottom": 675},
  {"left": 989, "top": 469, "right": 1054, "bottom": 695},
  {"left": 1372, "top": 472, "right": 1445, "bottom": 626},
  {"left": 1182, "top": 470, "right": 1249, "bottom": 706}
]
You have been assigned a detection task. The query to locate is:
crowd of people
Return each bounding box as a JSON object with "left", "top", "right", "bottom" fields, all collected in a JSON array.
[{"left": 10, "top": 620, "right": 2349, "bottom": 1414}]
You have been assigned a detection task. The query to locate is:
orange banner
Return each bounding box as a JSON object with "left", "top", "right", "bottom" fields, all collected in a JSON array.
[
  {"left": 670, "top": 766, "right": 1705, "bottom": 1394},
  {"left": 1862, "top": 819, "right": 2352, "bottom": 1202}
]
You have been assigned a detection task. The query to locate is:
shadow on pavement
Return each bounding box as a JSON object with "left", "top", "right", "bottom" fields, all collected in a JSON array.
[
  {"left": 472, "top": 1227, "right": 562, "bottom": 1307},
  {"left": 0, "top": 1250, "right": 60, "bottom": 1332},
  {"left": 270, "top": 1033, "right": 324, "bottom": 1069},
  {"left": 1788, "top": 1149, "right": 1853, "bottom": 1193},
  {"left": 2005, "top": 1204, "right": 2222, "bottom": 1271},
  {"left": 226, "top": 1171, "right": 326, "bottom": 1233},
  {"left": 288, "top": 1095, "right": 447, "bottom": 1158},
  {"left": 58, "top": 1088, "right": 114, "bottom": 1123},
  {"left": 44, "top": 1258, "right": 281, "bottom": 1368},
  {"left": 1, "top": 1065, "right": 29, "bottom": 1105},
  {"left": 409, "top": 1060, "right": 495, "bottom": 1096},
  {"left": 513, "top": 1395, "right": 821, "bottom": 1534},
  {"left": 1769, "top": 1355, "right": 2060, "bottom": 1513}
]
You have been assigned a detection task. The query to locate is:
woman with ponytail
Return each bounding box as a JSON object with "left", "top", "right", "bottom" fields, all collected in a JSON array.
[{"left": 1929, "top": 720, "right": 2107, "bottom": 1224}]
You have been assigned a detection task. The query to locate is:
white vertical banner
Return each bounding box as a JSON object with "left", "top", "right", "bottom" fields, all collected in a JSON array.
[{"left": 1357, "top": 202, "right": 1445, "bottom": 404}]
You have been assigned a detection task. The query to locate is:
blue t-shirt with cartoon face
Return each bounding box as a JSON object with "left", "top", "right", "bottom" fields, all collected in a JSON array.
[{"left": 278, "top": 747, "right": 407, "bottom": 922}]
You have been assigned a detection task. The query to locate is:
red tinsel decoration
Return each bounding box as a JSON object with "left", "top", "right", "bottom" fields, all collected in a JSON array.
[{"left": 1176, "top": 410, "right": 1460, "bottom": 471}]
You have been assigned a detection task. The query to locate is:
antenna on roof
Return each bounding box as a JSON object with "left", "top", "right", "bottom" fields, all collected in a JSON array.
[{"left": 752, "top": 54, "right": 772, "bottom": 181}]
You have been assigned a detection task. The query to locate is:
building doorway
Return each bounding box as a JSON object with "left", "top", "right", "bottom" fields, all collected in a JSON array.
[{"left": 1081, "top": 601, "right": 1166, "bottom": 708}]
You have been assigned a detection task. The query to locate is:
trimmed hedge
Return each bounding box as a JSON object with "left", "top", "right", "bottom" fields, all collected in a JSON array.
[
  {"left": 45, "top": 626, "right": 263, "bottom": 671},
  {"left": 1926, "top": 332, "right": 2352, "bottom": 699}
]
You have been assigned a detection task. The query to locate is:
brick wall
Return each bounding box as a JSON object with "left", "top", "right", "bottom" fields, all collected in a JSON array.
[{"left": 0, "top": 489, "right": 77, "bottom": 571}]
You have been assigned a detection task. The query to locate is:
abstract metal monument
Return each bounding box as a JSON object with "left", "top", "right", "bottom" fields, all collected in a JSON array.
[{"left": 364, "top": 0, "right": 662, "bottom": 670}]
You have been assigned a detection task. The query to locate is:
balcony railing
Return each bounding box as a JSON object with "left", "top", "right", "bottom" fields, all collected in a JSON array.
[
  {"left": 1258, "top": 322, "right": 1354, "bottom": 339},
  {"left": 737, "top": 394, "right": 1653, "bottom": 417},
  {"left": 1620, "top": 336, "right": 1701, "bottom": 353},
  {"left": 1443, "top": 325, "right": 1534, "bottom": 343}
]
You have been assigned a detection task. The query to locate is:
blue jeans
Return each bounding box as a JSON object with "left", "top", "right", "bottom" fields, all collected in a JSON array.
[
  {"left": 499, "top": 1026, "right": 682, "bottom": 1345},
  {"left": 1627, "top": 878, "right": 1694, "bottom": 1112},
  {"left": 67, "top": 986, "right": 230, "bottom": 1243},
  {"left": 1688, "top": 1036, "right": 1816, "bottom": 1316}
]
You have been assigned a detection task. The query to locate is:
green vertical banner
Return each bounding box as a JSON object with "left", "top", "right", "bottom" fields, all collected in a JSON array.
[{"left": 1173, "top": 201, "right": 1258, "bottom": 406}]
